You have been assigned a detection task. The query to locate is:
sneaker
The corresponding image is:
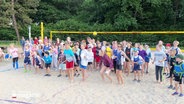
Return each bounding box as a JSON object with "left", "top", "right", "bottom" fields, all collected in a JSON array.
[
  {"left": 146, "top": 71, "right": 148, "bottom": 74},
  {"left": 24, "top": 69, "right": 27, "bottom": 73},
  {"left": 172, "top": 87, "right": 176, "bottom": 90},
  {"left": 137, "top": 80, "right": 141, "bottom": 83},
  {"left": 172, "top": 92, "right": 179, "bottom": 96},
  {"left": 44, "top": 74, "right": 49, "bottom": 76},
  {"left": 47, "top": 74, "right": 51, "bottom": 76},
  {"left": 74, "top": 73, "right": 76, "bottom": 76},
  {"left": 133, "top": 79, "right": 137, "bottom": 81},
  {"left": 168, "top": 85, "right": 173, "bottom": 89},
  {"left": 57, "top": 74, "right": 61, "bottom": 77},
  {"left": 179, "top": 93, "right": 183, "bottom": 97},
  {"left": 28, "top": 70, "right": 32, "bottom": 73},
  {"left": 77, "top": 74, "right": 80, "bottom": 77},
  {"left": 131, "top": 71, "right": 134, "bottom": 73}
]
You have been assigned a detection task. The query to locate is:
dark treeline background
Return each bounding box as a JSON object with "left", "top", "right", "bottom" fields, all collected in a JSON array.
[{"left": 0, "top": 0, "right": 184, "bottom": 46}]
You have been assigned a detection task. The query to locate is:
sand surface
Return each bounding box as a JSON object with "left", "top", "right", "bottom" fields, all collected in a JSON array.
[{"left": 0, "top": 59, "right": 184, "bottom": 104}]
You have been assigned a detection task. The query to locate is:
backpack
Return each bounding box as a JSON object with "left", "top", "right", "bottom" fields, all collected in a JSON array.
[{"left": 174, "top": 62, "right": 184, "bottom": 78}]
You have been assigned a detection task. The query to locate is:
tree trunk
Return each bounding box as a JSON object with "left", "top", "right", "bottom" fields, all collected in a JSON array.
[{"left": 11, "top": 0, "right": 20, "bottom": 42}]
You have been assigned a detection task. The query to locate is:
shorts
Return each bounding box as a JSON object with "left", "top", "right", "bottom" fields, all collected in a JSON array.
[
  {"left": 66, "top": 61, "right": 74, "bottom": 69},
  {"left": 133, "top": 64, "right": 141, "bottom": 71},
  {"left": 145, "top": 57, "right": 150, "bottom": 63},
  {"left": 74, "top": 60, "right": 80, "bottom": 67},
  {"left": 95, "top": 56, "right": 101, "bottom": 63},
  {"left": 174, "top": 75, "right": 183, "bottom": 84},
  {"left": 116, "top": 64, "right": 123, "bottom": 70},
  {"left": 88, "top": 62, "right": 93, "bottom": 65},
  {"left": 80, "top": 64, "right": 87, "bottom": 69},
  {"left": 45, "top": 63, "right": 51, "bottom": 69},
  {"left": 170, "top": 67, "right": 174, "bottom": 77},
  {"left": 36, "top": 63, "right": 41, "bottom": 67},
  {"left": 24, "top": 58, "right": 31, "bottom": 65},
  {"left": 164, "top": 61, "right": 168, "bottom": 68},
  {"left": 59, "top": 63, "right": 66, "bottom": 70},
  {"left": 125, "top": 58, "right": 130, "bottom": 62},
  {"left": 13, "top": 57, "right": 18, "bottom": 63}
]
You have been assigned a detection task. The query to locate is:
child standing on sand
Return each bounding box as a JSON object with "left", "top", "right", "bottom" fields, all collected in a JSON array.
[
  {"left": 23, "top": 45, "right": 31, "bottom": 72},
  {"left": 51, "top": 45, "right": 58, "bottom": 69},
  {"left": 64, "top": 42, "right": 76, "bottom": 82},
  {"left": 168, "top": 49, "right": 176, "bottom": 89},
  {"left": 9, "top": 44, "right": 19, "bottom": 70},
  {"left": 164, "top": 43, "right": 171, "bottom": 76},
  {"left": 172, "top": 54, "right": 184, "bottom": 97},
  {"left": 124, "top": 42, "right": 133, "bottom": 76},
  {"left": 99, "top": 50, "right": 113, "bottom": 83},
  {"left": 116, "top": 44, "right": 130, "bottom": 85},
  {"left": 138, "top": 44, "right": 147, "bottom": 75},
  {"left": 152, "top": 45, "right": 166, "bottom": 84},
  {"left": 79, "top": 43, "right": 89, "bottom": 81},
  {"left": 87, "top": 45, "right": 94, "bottom": 71},
  {"left": 73, "top": 46, "right": 80, "bottom": 77},
  {"left": 34, "top": 51, "right": 41, "bottom": 74},
  {"left": 145, "top": 45, "right": 151, "bottom": 74},
  {"left": 57, "top": 48, "right": 66, "bottom": 77},
  {"left": 132, "top": 50, "right": 144, "bottom": 82},
  {"left": 43, "top": 51, "right": 52, "bottom": 76}
]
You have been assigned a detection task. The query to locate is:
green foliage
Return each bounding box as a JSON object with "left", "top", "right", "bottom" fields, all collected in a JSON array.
[{"left": 0, "top": 0, "right": 184, "bottom": 47}]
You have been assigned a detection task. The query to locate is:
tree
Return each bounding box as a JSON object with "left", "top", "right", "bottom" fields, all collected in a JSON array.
[{"left": 0, "top": 0, "right": 40, "bottom": 41}]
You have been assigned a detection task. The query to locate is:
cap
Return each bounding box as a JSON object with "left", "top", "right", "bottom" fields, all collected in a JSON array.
[
  {"left": 166, "top": 43, "right": 171, "bottom": 47},
  {"left": 176, "top": 54, "right": 184, "bottom": 60}
]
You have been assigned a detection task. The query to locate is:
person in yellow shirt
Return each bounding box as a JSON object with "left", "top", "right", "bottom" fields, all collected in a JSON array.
[{"left": 106, "top": 43, "right": 112, "bottom": 59}]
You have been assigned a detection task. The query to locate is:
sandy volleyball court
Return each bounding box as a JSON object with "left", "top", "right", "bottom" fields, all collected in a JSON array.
[{"left": 0, "top": 59, "right": 184, "bottom": 104}]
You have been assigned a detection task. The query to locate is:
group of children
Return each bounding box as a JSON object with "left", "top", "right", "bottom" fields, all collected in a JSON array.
[{"left": 1, "top": 36, "right": 184, "bottom": 97}]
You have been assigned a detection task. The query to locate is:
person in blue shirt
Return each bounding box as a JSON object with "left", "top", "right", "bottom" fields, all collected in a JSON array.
[
  {"left": 172, "top": 54, "right": 184, "bottom": 97},
  {"left": 43, "top": 42, "right": 51, "bottom": 52},
  {"left": 24, "top": 45, "right": 31, "bottom": 73},
  {"left": 43, "top": 51, "right": 52, "bottom": 76}
]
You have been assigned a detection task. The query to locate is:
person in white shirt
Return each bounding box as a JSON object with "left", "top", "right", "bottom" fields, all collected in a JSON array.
[
  {"left": 87, "top": 45, "right": 94, "bottom": 71},
  {"left": 80, "top": 43, "right": 89, "bottom": 81}
]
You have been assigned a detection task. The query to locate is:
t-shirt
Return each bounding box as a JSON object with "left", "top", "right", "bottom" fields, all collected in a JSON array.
[
  {"left": 139, "top": 50, "right": 147, "bottom": 60},
  {"left": 154, "top": 51, "right": 166, "bottom": 67},
  {"left": 87, "top": 51, "right": 94, "bottom": 62},
  {"left": 9, "top": 48, "right": 18, "bottom": 58},
  {"left": 64, "top": 49, "right": 75, "bottom": 62},
  {"left": 24, "top": 50, "right": 30, "bottom": 58},
  {"left": 106, "top": 47, "right": 112, "bottom": 58},
  {"left": 80, "top": 49, "right": 88, "bottom": 66}
]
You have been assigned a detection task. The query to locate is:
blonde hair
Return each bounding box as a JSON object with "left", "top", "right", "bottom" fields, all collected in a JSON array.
[{"left": 173, "top": 40, "right": 179, "bottom": 45}]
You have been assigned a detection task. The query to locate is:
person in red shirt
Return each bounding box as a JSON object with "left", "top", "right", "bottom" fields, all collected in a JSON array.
[{"left": 34, "top": 37, "right": 39, "bottom": 45}]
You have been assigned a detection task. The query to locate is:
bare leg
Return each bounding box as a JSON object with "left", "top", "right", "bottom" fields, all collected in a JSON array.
[
  {"left": 105, "top": 69, "right": 112, "bottom": 83},
  {"left": 116, "top": 70, "right": 120, "bottom": 84},
  {"left": 100, "top": 66, "right": 106, "bottom": 81},
  {"left": 119, "top": 70, "right": 124, "bottom": 85}
]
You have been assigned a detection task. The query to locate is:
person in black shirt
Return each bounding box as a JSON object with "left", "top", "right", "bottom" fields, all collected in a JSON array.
[{"left": 168, "top": 49, "right": 176, "bottom": 89}]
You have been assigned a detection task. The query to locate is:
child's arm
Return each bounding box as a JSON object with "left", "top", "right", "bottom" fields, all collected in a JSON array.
[{"left": 121, "top": 51, "right": 131, "bottom": 62}]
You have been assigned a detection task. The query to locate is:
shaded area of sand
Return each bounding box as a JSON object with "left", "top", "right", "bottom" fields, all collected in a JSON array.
[{"left": 0, "top": 60, "right": 184, "bottom": 104}]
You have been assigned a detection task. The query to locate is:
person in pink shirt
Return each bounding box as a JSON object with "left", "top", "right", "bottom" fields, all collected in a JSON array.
[
  {"left": 51, "top": 45, "right": 58, "bottom": 69},
  {"left": 44, "top": 36, "right": 48, "bottom": 45},
  {"left": 9, "top": 44, "right": 19, "bottom": 70},
  {"left": 99, "top": 50, "right": 113, "bottom": 83}
]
